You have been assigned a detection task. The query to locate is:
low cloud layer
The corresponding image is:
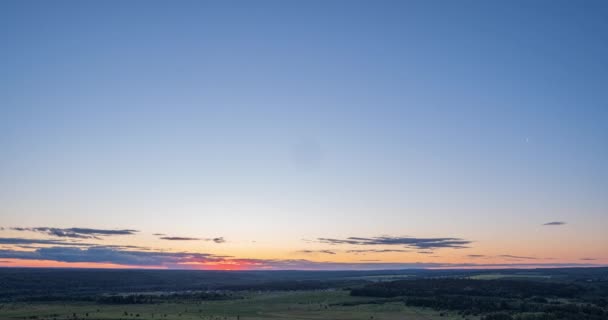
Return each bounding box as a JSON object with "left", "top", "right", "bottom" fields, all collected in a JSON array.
[
  {"left": 318, "top": 236, "right": 471, "bottom": 249},
  {"left": 11, "top": 227, "right": 138, "bottom": 239},
  {"left": 0, "top": 245, "right": 602, "bottom": 270}
]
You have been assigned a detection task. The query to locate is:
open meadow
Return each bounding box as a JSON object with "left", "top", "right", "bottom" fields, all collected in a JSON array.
[{"left": 0, "top": 290, "right": 462, "bottom": 320}]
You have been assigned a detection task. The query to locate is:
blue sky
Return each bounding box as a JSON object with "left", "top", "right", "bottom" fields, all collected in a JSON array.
[{"left": 0, "top": 1, "right": 607, "bottom": 269}]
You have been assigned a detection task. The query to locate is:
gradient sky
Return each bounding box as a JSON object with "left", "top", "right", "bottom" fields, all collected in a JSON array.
[{"left": 1, "top": 0, "right": 607, "bottom": 270}]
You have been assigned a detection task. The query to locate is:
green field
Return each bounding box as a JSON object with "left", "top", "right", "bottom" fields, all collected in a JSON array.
[
  {"left": 468, "top": 273, "right": 552, "bottom": 280},
  {"left": 0, "top": 291, "right": 469, "bottom": 320}
]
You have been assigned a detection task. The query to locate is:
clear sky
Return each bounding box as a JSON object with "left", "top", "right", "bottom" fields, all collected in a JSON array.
[{"left": 1, "top": 0, "right": 607, "bottom": 270}]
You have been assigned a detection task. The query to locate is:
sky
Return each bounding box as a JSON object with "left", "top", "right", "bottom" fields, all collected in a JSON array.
[{"left": 0, "top": 0, "right": 607, "bottom": 270}]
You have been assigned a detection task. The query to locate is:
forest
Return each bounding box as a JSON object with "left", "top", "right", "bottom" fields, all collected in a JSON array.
[{"left": 0, "top": 267, "right": 607, "bottom": 320}]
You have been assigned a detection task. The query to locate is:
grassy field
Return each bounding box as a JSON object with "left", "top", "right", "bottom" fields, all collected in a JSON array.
[
  {"left": 0, "top": 291, "right": 470, "bottom": 320},
  {"left": 468, "top": 273, "right": 552, "bottom": 280}
]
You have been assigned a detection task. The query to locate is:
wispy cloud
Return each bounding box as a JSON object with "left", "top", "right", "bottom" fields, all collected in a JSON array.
[
  {"left": 467, "top": 254, "right": 486, "bottom": 258},
  {"left": 297, "top": 250, "right": 336, "bottom": 255},
  {"left": 317, "top": 236, "right": 471, "bottom": 249},
  {"left": 158, "top": 236, "right": 226, "bottom": 243},
  {"left": 499, "top": 254, "right": 538, "bottom": 260},
  {"left": 0, "top": 237, "right": 151, "bottom": 251},
  {"left": 0, "top": 237, "right": 96, "bottom": 246},
  {"left": 347, "top": 249, "right": 411, "bottom": 254},
  {"left": 0, "top": 247, "right": 224, "bottom": 266},
  {"left": 160, "top": 237, "right": 201, "bottom": 241},
  {"left": 11, "top": 227, "right": 138, "bottom": 239},
  {"left": 543, "top": 221, "right": 566, "bottom": 226}
]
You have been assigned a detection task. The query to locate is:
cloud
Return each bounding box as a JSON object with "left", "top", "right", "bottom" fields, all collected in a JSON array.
[
  {"left": 211, "top": 237, "right": 226, "bottom": 244},
  {"left": 297, "top": 250, "right": 336, "bottom": 255},
  {"left": 0, "top": 237, "right": 96, "bottom": 246},
  {"left": 160, "top": 237, "right": 200, "bottom": 241},
  {"left": 152, "top": 233, "right": 166, "bottom": 236},
  {"left": 417, "top": 251, "right": 434, "bottom": 254},
  {"left": 499, "top": 255, "right": 538, "bottom": 260},
  {"left": 11, "top": 227, "right": 138, "bottom": 239},
  {"left": 346, "top": 249, "right": 411, "bottom": 254},
  {"left": 543, "top": 221, "right": 566, "bottom": 226},
  {"left": 0, "top": 247, "right": 225, "bottom": 266},
  {"left": 317, "top": 236, "right": 471, "bottom": 249},
  {"left": 157, "top": 236, "right": 225, "bottom": 243},
  {"left": 296, "top": 248, "right": 429, "bottom": 255},
  {"left": 467, "top": 254, "right": 486, "bottom": 258},
  {"left": 0, "top": 245, "right": 603, "bottom": 270},
  {"left": 0, "top": 238, "right": 152, "bottom": 252},
  {"left": 580, "top": 257, "right": 597, "bottom": 261}
]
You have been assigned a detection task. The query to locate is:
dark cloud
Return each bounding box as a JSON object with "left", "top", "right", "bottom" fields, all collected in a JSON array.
[
  {"left": 499, "top": 255, "right": 538, "bottom": 260},
  {"left": 0, "top": 238, "right": 151, "bottom": 251},
  {"left": 297, "top": 250, "right": 336, "bottom": 255},
  {"left": 160, "top": 237, "right": 200, "bottom": 241},
  {"left": 0, "top": 237, "right": 96, "bottom": 246},
  {"left": 11, "top": 227, "right": 138, "bottom": 239},
  {"left": 69, "top": 228, "right": 138, "bottom": 235},
  {"left": 347, "top": 249, "right": 411, "bottom": 254},
  {"left": 417, "top": 251, "right": 434, "bottom": 254},
  {"left": 0, "top": 247, "right": 224, "bottom": 266},
  {"left": 543, "top": 221, "right": 566, "bottom": 226},
  {"left": 152, "top": 233, "right": 166, "bottom": 236},
  {"left": 580, "top": 257, "right": 597, "bottom": 261},
  {"left": 317, "top": 236, "right": 471, "bottom": 249},
  {"left": 467, "top": 254, "right": 486, "bottom": 258},
  {"left": 157, "top": 236, "right": 226, "bottom": 243},
  {"left": 211, "top": 237, "right": 226, "bottom": 244}
]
